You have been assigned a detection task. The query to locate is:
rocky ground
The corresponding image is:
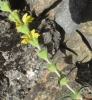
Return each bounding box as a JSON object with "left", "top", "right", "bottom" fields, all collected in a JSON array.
[{"left": 0, "top": 0, "right": 92, "bottom": 100}]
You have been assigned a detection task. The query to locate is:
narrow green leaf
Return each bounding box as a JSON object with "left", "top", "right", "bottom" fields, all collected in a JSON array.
[
  {"left": 59, "top": 93, "right": 82, "bottom": 100},
  {"left": 76, "top": 85, "right": 89, "bottom": 94},
  {"left": 47, "top": 61, "right": 57, "bottom": 72},
  {"left": 70, "top": 93, "right": 82, "bottom": 99},
  {"left": 67, "top": 85, "right": 89, "bottom": 100},
  {"left": 59, "top": 94, "right": 71, "bottom": 100},
  {"left": 37, "top": 48, "right": 48, "bottom": 60},
  {"left": 59, "top": 92, "right": 82, "bottom": 100}
]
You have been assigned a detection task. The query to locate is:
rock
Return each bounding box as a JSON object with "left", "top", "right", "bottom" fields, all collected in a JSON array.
[
  {"left": 53, "top": 30, "right": 61, "bottom": 50},
  {"left": 55, "top": 0, "right": 88, "bottom": 35},
  {"left": 78, "top": 21, "right": 92, "bottom": 49},
  {"left": 24, "top": 70, "right": 69, "bottom": 100},
  {"left": 0, "top": 20, "right": 10, "bottom": 35},
  {"left": 25, "top": 0, "right": 56, "bottom": 15},
  {"left": 24, "top": 70, "right": 80, "bottom": 100},
  {"left": 75, "top": 58, "right": 92, "bottom": 86},
  {"left": 42, "top": 32, "right": 52, "bottom": 44},
  {"left": 64, "top": 31, "right": 92, "bottom": 63},
  {"left": 82, "top": 0, "right": 92, "bottom": 22},
  {"left": 75, "top": 0, "right": 88, "bottom": 12}
]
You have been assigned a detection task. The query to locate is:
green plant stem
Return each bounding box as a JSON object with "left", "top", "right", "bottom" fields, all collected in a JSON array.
[
  {"left": 80, "top": 98, "right": 83, "bottom": 100},
  {"left": 45, "top": 59, "right": 51, "bottom": 64},
  {"left": 66, "top": 84, "right": 76, "bottom": 94},
  {"left": 55, "top": 70, "right": 76, "bottom": 95},
  {"left": 41, "top": 53, "right": 77, "bottom": 99},
  {"left": 66, "top": 85, "right": 83, "bottom": 100},
  {"left": 37, "top": 45, "right": 41, "bottom": 51},
  {"left": 55, "top": 70, "right": 60, "bottom": 77}
]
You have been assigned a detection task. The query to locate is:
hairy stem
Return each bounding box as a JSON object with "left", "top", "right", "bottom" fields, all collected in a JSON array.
[
  {"left": 55, "top": 70, "right": 60, "bottom": 77},
  {"left": 80, "top": 98, "right": 83, "bottom": 100},
  {"left": 66, "top": 84, "right": 76, "bottom": 94},
  {"left": 45, "top": 59, "right": 51, "bottom": 64},
  {"left": 37, "top": 45, "right": 41, "bottom": 51}
]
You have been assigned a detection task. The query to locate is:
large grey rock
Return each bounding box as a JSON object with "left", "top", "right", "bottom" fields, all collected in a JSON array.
[
  {"left": 25, "top": 0, "right": 56, "bottom": 15},
  {"left": 55, "top": 0, "right": 88, "bottom": 35}
]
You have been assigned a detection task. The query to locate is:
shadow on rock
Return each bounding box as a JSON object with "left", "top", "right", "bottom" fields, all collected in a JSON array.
[
  {"left": 81, "top": 0, "right": 92, "bottom": 22},
  {"left": 76, "top": 30, "right": 92, "bottom": 51},
  {"left": 9, "top": 0, "right": 26, "bottom": 10},
  {"left": 69, "top": 0, "right": 92, "bottom": 23},
  {"left": 57, "top": 24, "right": 77, "bottom": 56},
  {"left": 75, "top": 58, "right": 92, "bottom": 86}
]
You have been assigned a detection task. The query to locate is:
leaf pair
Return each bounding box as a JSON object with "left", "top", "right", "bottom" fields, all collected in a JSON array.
[{"left": 59, "top": 85, "right": 89, "bottom": 100}]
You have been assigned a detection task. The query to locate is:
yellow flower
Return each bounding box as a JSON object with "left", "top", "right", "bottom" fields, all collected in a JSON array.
[
  {"left": 16, "top": 20, "right": 21, "bottom": 27},
  {"left": 21, "top": 29, "right": 40, "bottom": 44},
  {"left": 22, "top": 13, "right": 34, "bottom": 24},
  {"left": 21, "top": 34, "right": 31, "bottom": 44},
  {"left": 30, "top": 29, "right": 40, "bottom": 38},
  {"left": 16, "top": 13, "right": 34, "bottom": 33}
]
